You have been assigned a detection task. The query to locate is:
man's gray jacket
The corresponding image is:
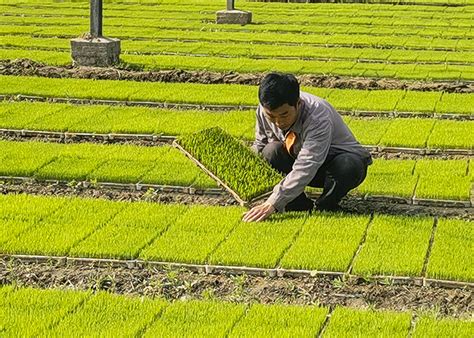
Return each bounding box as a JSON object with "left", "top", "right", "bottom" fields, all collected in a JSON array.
[{"left": 251, "top": 91, "right": 372, "bottom": 212}]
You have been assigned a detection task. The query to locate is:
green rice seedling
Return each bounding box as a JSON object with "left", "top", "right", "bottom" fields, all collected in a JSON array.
[
  {"left": 363, "top": 90, "right": 404, "bottom": 112},
  {"left": 48, "top": 291, "right": 167, "bottom": 337},
  {"left": 139, "top": 205, "right": 243, "bottom": 263},
  {"left": 1, "top": 197, "right": 127, "bottom": 256},
  {"left": 0, "top": 35, "right": 69, "bottom": 50},
  {"left": 229, "top": 303, "right": 328, "bottom": 337},
  {"left": 415, "top": 159, "right": 468, "bottom": 177},
  {"left": 326, "top": 89, "right": 370, "bottom": 111},
  {"left": 324, "top": 306, "right": 411, "bottom": 337},
  {"left": 1, "top": 75, "right": 473, "bottom": 115},
  {"left": 302, "top": 87, "right": 334, "bottom": 100},
  {"left": 280, "top": 213, "right": 370, "bottom": 271},
  {"left": 395, "top": 91, "right": 442, "bottom": 113},
  {"left": 88, "top": 159, "right": 156, "bottom": 183},
  {"left": 346, "top": 117, "right": 392, "bottom": 145},
  {"left": 177, "top": 127, "right": 282, "bottom": 201},
  {"left": 352, "top": 215, "right": 433, "bottom": 276},
  {"left": 436, "top": 93, "right": 474, "bottom": 115},
  {"left": 0, "top": 49, "right": 71, "bottom": 66},
  {"left": 69, "top": 202, "right": 187, "bottom": 259},
  {"left": 427, "top": 120, "right": 474, "bottom": 149},
  {"left": 0, "top": 140, "right": 59, "bottom": 177},
  {"left": 0, "top": 101, "right": 67, "bottom": 129},
  {"left": 412, "top": 315, "right": 474, "bottom": 337},
  {"left": 0, "top": 194, "right": 66, "bottom": 245},
  {"left": 190, "top": 171, "right": 219, "bottom": 189},
  {"left": 355, "top": 159, "right": 417, "bottom": 198},
  {"left": 35, "top": 156, "right": 106, "bottom": 181},
  {"left": 0, "top": 287, "right": 88, "bottom": 337},
  {"left": 209, "top": 212, "right": 306, "bottom": 268},
  {"left": 415, "top": 176, "right": 471, "bottom": 200},
  {"left": 140, "top": 147, "right": 217, "bottom": 188},
  {"left": 426, "top": 218, "right": 473, "bottom": 282},
  {"left": 0, "top": 193, "right": 66, "bottom": 222},
  {"left": 143, "top": 300, "right": 246, "bottom": 338},
  {"left": 27, "top": 104, "right": 110, "bottom": 132},
  {"left": 379, "top": 118, "right": 435, "bottom": 148}
]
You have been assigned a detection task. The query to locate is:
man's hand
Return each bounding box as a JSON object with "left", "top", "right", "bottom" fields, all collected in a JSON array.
[{"left": 242, "top": 202, "right": 275, "bottom": 223}]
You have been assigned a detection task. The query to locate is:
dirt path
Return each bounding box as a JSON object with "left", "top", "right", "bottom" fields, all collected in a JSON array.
[
  {"left": 1, "top": 59, "right": 472, "bottom": 93},
  {"left": 1, "top": 257, "right": 472, "bottom": 318}
]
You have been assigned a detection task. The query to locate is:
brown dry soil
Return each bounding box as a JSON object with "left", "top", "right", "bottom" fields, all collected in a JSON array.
[
  {"left": 1, "top": 181, "right": 472, "bottom": 220},
  {"left": 1, "top": 59, "right": 473, "bottom": 93},
  {"left": 0, "top": 258, "right": 472, "bottom": 318}
]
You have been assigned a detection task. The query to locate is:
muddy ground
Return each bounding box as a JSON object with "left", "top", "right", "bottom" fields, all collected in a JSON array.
[
  {"left": 1, "top": 133, "right": 472, "bottom": 160},
  {"left": 1, "top": 181, "right": 472, "bottom": 220},
  {"left": 0, "top": 258, "right": 471, "bottom": 318},
  {"left": 1, "top": 59, "right": 472, "bottom": 93},
  {"left": 0, "top": 180, "right": 236, "bottom": 207}
]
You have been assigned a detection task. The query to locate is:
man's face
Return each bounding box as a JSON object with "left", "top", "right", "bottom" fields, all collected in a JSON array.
[{"left": 262, "top": 100, "right": 299, "bottom": 130}]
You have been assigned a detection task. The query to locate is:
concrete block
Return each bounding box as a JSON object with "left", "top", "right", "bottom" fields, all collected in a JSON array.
[
  {"left": 216, "top": 10, "right": 252, "bottom": 25},
  {"left": 70, "top": 37, "right": 121, "bottom": 67}
]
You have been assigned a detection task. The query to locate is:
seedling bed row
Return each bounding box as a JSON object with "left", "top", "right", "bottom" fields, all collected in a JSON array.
[
  {"left": 2, "top": 128, "right": 472, "bottom": 157},
  {"left": 2, "top": 94, "right": 473, "bottom": 121},
  {"left": 2, "top": 253, "right": 472, "bottom": 290}
]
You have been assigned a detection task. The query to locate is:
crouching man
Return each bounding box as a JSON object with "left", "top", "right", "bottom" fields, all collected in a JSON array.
[{"left": 243, "top": 72, "right": 372, "bottom": 222}]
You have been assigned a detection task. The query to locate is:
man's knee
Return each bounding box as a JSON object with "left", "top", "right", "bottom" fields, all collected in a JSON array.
[
  {"left": 261, "top": 142, "right": 293, "bottom": 174},
  {"left": 329, "top": 154, "right": 368, "bottom": 188}
]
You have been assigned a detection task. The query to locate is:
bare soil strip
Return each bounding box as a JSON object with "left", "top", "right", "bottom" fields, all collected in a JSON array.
[
  {"left": 1, "top": 59, "right": 473, "bottom": 93},
  {"left": 0, "top": 257, "right": 472, "bottom": 318},
  {"left": 0, "top": 179, "right": 235, "bottom": 207},
  {"left": 1, "top": 181, "right": 472, "bottom": 220},
  {"left": 1, "top": 129, "right": 472, "bottom": 158}
]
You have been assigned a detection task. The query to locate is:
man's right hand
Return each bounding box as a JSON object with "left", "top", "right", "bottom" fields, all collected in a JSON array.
[{"left": 242, "top": 202, "right": 275, "bottom": 223}]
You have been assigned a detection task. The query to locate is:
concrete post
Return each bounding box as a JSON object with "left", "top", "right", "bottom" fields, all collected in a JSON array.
[
  {"left": 217, "top": 0, "right": 252, "bottom": 25},
  {"left": 90, "top": 0, "right": 102, "bottom": 38},
  {"left": 71, "top": 0, "right": 121, "bottom": 67}
]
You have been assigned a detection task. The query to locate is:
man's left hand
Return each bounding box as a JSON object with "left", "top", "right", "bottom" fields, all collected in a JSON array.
[{"left": 242, "top": 202, "right": 275, "bottom": 222}]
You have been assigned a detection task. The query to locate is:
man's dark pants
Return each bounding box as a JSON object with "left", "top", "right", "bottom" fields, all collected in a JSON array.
[{"left": 262, "top": 142, "right": 369, "bottom": 211}]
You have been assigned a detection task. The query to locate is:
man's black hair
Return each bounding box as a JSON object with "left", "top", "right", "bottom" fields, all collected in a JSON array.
[{"left": 258, "top": 72, "right": 300, "bottom": 110}]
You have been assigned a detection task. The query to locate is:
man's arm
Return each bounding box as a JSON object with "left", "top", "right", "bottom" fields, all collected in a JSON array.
[
  {"left": 266, "top": 116, "right": 333, "bottom": 212},
  {"left": 250, "top": 106, "right": 268, "bottom": 154}
]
